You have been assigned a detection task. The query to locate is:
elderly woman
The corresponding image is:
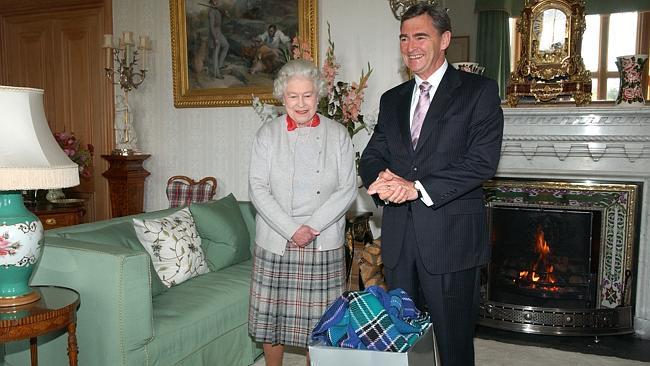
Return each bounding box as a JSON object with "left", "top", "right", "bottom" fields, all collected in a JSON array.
[{"left": 248, "top": 59, "right": 357, "bottom": 365}]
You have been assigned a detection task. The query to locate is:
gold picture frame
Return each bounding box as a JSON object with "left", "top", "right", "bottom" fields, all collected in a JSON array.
[{"left": 170, "top": 0, "right": 318, "bottom": 108}]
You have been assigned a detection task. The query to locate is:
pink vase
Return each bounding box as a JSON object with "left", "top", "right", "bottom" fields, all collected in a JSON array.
[{"left": 615, "top": 54, "right": 647, "bottom": 106}]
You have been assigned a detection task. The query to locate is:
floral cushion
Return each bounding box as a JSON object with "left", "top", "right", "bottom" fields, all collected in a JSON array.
[{"left": 133, "top": 208, "right": 209, "bottom": 287}]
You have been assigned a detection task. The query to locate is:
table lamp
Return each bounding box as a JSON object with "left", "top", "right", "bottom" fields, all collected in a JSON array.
[{"left": 0, "top": 85, "right": 80, "bottom": 307}]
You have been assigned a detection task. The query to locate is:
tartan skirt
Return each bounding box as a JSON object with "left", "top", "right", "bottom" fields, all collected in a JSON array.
[{"left": 248, "top": 243, "right": 345, "bottom": 347}]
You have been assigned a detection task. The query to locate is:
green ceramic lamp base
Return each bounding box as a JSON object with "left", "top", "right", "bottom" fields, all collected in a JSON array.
[{"left": 0, "top": 191, "right": 44, "bottom": 307}]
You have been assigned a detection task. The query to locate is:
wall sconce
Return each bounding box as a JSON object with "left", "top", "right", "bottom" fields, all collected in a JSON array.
[
  {"left": 388, "top": 0, "right": 440, "bottom": 20},
  {"left": 102, "top": 31, "right": 151, "bottom": 155},
  {"left": 102, "top": 31, "right": 150, "bottom": 92}
]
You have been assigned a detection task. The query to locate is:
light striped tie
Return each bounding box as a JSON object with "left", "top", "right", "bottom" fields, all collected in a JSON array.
[{"left": 411, "top": 81, "right": 432, "bottom": 149}]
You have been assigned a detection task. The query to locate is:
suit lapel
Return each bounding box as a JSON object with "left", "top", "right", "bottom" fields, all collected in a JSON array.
[
  {"left": 398, "top": 79, "right": 415, "bottom": 155},
  {"left": 414, "top": 66, "right": 462, "bottom": 154}
]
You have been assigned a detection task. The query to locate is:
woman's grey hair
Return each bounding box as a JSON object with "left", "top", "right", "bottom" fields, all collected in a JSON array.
[
  {"left": 401, "top": 3, "right": 451, "bottom": 35},
  {"left": 273, "top": 59, "right": 326, "bottom": 101}
]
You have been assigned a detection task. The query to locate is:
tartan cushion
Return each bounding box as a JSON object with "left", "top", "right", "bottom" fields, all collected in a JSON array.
[{"left": 166, "top": 181, "right": 215, "bottom": 208}]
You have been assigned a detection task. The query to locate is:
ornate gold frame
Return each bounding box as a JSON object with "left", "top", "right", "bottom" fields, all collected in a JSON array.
[
  {"left": 506, "top": 0, "right": 591, "bottom": 107},
  {"left": 170, "top": 0, "right": 318, "bottom": 108}
]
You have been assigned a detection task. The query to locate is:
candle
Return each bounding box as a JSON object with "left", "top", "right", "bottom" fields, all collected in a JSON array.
[
  {"left": 140, "top": 48, "right": 148, "bottom": 71},
  {"left": 105, "top": 47, "right": 112, "bottom": 69},
  {"left": 125, "top": 44, "right": 132, "bottom": 65},
  {"left": 138, "top": 35, "right": 148, "bottom": 49},
  {"left": 102, "top": 34, "right": 113, "bottom": 48},
  {"left": 122, "top": 31, "right": 133, "bottom": 45}
]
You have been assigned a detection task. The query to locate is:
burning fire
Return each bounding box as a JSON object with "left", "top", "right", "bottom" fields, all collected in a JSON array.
[{"left": 518, "top": 224, "right": 559, "bottom": 292}]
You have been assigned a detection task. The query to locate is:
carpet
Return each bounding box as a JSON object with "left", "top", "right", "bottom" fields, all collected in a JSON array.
[{"left": 252, "top": 338, "right": 650, "bottom": 366}]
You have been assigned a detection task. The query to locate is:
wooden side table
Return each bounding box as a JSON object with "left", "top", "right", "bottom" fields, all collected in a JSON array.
[
  {"left": 0, "top": 286, "right": 80, "bottom": 366},
  {"left": 29, "top": 202, "right": 86, "bottom": 230},
  {"left": 102, "top": 154, "right": 150, "bottom": 218}
]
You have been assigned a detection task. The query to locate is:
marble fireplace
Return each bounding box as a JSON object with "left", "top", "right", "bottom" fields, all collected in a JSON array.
[{"left": 481, "top": 105, "right": 650, "bottom": 338}]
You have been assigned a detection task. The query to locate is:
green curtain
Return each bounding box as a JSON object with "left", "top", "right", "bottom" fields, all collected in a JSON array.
[
  {"left": 475, "top": 0, "right": 650, "bottom": 16},
  {"left": 476, "top": 10, "right": 510, "bottom": 99}
]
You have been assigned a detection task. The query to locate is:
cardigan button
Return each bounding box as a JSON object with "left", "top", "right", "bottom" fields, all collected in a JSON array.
[{"left": 316, "top": 191, "right": 320, "bottom": 194}]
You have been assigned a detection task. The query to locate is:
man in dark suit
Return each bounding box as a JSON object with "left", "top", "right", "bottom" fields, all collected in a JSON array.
[{"left": 359, "top": 3, "right": 503, "bottom": 366}]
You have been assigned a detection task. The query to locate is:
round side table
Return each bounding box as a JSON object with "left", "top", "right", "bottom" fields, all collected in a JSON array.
[{"left": 0, "top": 286, "right": 80, "bottom": 366}]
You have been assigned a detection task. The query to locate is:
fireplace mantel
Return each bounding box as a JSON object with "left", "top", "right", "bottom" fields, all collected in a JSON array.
[
  {"left": 498, "top": 105, "right": 650, "bottom": 339},
  {"left": 502, "top": 106, "right": 650, "bottom": 162}
]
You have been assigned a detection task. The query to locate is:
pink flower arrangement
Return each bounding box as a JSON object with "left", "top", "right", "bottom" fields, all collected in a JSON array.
[
  {"left": 53, "top": 131, "right": 94, "bottom": 179},
  {"left": 292, "top": 23, "right": 373, "bottom": 137}
]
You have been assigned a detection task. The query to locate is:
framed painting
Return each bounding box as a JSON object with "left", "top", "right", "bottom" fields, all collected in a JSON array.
[
  {"left": 446, "top": 35, "right": 469, "bottom": 64},
  {"left": 170, "top": 0, "right": 318, "bottom": 108}
]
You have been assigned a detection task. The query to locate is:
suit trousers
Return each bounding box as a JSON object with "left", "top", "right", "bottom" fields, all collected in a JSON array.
[{"left": 383, "top": 209, "right": 481, "bottom": 366}]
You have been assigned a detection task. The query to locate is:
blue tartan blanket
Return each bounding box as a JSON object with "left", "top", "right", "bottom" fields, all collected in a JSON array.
[{"left": 310, "top": 286, "right": 431, "bottom": 352}]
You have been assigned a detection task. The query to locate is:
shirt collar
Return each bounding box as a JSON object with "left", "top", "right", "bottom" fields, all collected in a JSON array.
[
  {"left": 286, "top": 114, "right": 320, "bottom": 131},
  {"left": 414, "top": 60, "right": 448, "bottom": 92}
]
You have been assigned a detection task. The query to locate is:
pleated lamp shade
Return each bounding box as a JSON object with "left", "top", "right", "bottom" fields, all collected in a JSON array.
[{"left": 0, "top": 85, "right": 80, "bottom": 190}]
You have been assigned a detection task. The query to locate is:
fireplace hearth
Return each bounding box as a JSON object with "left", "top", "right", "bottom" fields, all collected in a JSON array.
[{"left": 479, "top": 179, "right": 640, "bottom": 335}]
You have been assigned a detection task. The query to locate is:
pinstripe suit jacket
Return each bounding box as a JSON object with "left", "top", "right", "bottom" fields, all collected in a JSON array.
[{"left": 359, "top": 65, "right": 504, "bottom": 274}]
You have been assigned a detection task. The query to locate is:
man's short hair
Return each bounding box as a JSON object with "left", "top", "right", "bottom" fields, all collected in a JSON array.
[{"left": 401, "top": 3, "right": 451, "bottom": 34}]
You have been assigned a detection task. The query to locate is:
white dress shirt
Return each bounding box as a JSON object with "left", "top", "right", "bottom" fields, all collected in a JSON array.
[{"left": 409, "top": 61, "right": 448, "bottom": 207}]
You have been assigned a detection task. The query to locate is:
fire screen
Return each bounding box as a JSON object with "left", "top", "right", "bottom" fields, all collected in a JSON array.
[
  {"left": 480, "top": 179, "right": 641, "bottom": 335},
  {"left": 488, "top": 207, "right": 600, "bottom": 309}
]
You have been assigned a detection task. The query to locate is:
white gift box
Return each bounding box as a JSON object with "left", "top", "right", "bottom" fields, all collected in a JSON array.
[{"left": 309, "top": 325, "right": 439, "bottom": 366}]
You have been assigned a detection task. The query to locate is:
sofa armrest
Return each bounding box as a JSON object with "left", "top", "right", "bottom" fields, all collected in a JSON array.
[{"left": 30, "top": 237, "right": 154, "bottom": 365}]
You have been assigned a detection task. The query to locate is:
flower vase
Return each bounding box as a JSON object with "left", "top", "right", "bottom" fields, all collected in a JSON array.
[{"left": 615, "top": 54, "right": 648, "bottom": 106}]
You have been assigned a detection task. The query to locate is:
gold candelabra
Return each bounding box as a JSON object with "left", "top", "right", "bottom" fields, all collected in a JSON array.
[{"left": 102, "top": 31, "right": 150, "bottom": 92}]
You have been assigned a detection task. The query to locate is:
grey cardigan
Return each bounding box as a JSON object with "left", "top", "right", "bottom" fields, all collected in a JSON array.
[{"left": 249, "top": 114, "right": 357, "bottom": 255}]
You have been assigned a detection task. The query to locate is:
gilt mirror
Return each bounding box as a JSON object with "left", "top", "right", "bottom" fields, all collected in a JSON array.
[
  {"left": 506, "top": 0, "right": 591, "bottom": 106},
  {"left": 532, "top": 8, "right": 568, "bottom": 63}
]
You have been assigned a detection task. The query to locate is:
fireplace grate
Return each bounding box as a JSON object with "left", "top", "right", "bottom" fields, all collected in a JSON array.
[{"left": 480, "top": 302, "right": 633, "bottom": 335}]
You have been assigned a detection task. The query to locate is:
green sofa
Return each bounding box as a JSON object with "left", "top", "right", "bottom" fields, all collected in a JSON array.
[{"left": 4, "top": 197, "right": 263, "bottom": 366}]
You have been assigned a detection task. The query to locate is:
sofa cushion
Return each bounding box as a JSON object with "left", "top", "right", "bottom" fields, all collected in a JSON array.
[
  {"left": 59, "top": 221, "right": 168, "bottom": 297},
  {"left": 189, "top": 193, "right": 251, "bottom": 271},
  {"left": 133, "top": 208, "right": 209, "bottom": 287},
  {"left": 145, "top": 260, "right": 253, "bottom": 365},
  {"left": 237, "top": 201, "right": 257, "bottom": 252}
]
